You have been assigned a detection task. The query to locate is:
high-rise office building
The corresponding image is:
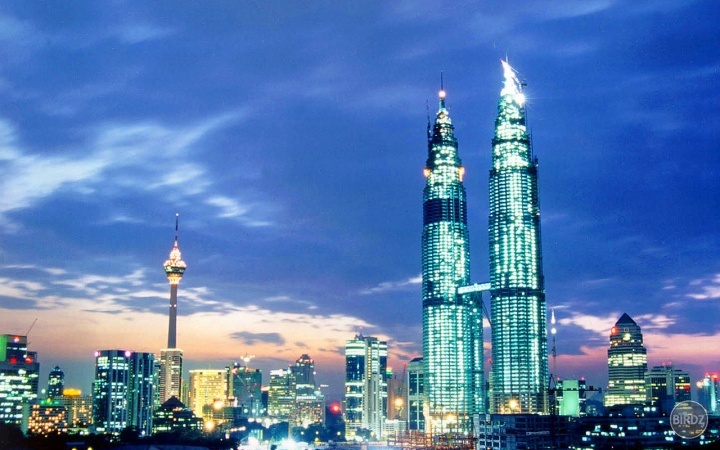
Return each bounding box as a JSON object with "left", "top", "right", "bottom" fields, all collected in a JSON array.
[
  {"left": 644, "top": 364, "right": 691, "bottom": 414},
  {"left": 292, "top": 354, "right": 316, "bottom": 396},
  {"left": 159, "top": 215, "right": 187, "bottom": 403},
  {"left": 227, "top": 362, "right": 263, "bottom": 417},
  {"left": 290, "top": 354, "right": 325, "bottom": 427},
  {"left": 47, "top": 365, "right": 64, "bottom": 399},
  {"left": 92, "top": 350, "right": 155, "bottom": 437},
  {"left": 421, "top": 85, "right": 481, "bottom": 431},
  {"left": 188, "top": 369, "right": 228, "bottom": 422},
  {"left": 0, "top": 334, "right": 40, "bottom": 427},
  {"left": 406, "top": 357, "right": 424, "bottom": 431},
  {"left": 268, "top": 368, "right": 296, "bottom": 421},
  {"left": 604, "top": 313, "right": 648, "bottom": 407},
  {"left": 697, "top": 374, "right": 719, "bottom": 415},
  {"left": 344, "top": 334, "right": 388, "bottom": 439},
  {"left": 489, "top": 61, "right": 548, "bottom": 414}
]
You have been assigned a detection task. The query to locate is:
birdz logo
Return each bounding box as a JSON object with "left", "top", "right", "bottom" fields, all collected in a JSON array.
[{"left": 670, "top": 400, "right": 708, "bottom": 439}]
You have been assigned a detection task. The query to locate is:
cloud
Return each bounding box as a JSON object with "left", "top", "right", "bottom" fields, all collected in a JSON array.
[
  {"left": 0, "top": 111, "right": 278, "bottom": 230},
  {"left": 360, "top": 275, "right": 422, "bottom": 295},
  {"left": 559, "top": 311, "right": 676, "bottom": 337},
  {"left": 205, "top": 195, "right": 273, "bottom": 227},
  {"left": 686, "top": 273, "right": 720, "bottom": 300},
  {"left": 230, "top": 331, "right": 285, "bottom": 346},
  {"left": 112, "top": 23, "right": 175, "bottom": 44}
]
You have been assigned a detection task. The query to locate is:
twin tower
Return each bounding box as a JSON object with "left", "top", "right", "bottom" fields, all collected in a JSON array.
[{"left": 421, "top": 61, "right": 547, "bottom": 430}]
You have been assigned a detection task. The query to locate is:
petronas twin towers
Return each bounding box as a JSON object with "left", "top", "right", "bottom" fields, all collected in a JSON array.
[{"left": 421, "top": 61, "right": 547, "bottom": 429}]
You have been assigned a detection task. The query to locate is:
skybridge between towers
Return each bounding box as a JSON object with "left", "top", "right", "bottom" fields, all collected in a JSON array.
[{"left": 457, "top": 282, "right": 492, "bottom": 328}]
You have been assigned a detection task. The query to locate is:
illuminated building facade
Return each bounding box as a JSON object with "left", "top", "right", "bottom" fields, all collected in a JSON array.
[
  {"left": 152, "top": 396, "right": 203, "bottom": 434},
  {"left": 188, "top": 369, "right": 228, "bottom": 421},
  {"left": 227, "top": 362, "right": 263, "bottom": 417},
  {"left": 292, "top": 354, "right": 316, "bottom": 396},
  {"left": 604, "top": 313, "right": 648, "bottom": 407},
  {"left": 406, "top": 357, "right": 424, "bottom": 431},
  {"left": 295, "top": 393, "right": 325, "bottom": 427},
  {"left": 698, "top": 374, "right": 719, "bottom": 415},
  {"left": 344, "top": 334, "right": 388, "bottom": 439},
  {"left": 92, "top": 350, "right": 155, "bottom": 437},
  {"left": 27, "top": 399, "right": 67, "bottom": 435},
  {"left": 158, "top": 349, "right": 183, "bottom": 404},
  {"left": 47, "top": 366, "right": 64, "bottom": 399},
  {"left": 159, "top": 215, "right": 187, "bottom": 403},
  {"left": 422, "top": 87, "right": 481, "bottom": 431},
  {"left": 57, "top": 389, "right": 92, "bottom": 432},
  {"left": 268, "top": 368, "right": 296, "bottom": 421},
  {"left": 644, "top": 364, "right": 690, "bottom": 414},
  {"left": 0, "top": 334, "right": 39, "bottom": 427},
  {"left": 489, "top": 61, "right": 548, "bottom": 414}
]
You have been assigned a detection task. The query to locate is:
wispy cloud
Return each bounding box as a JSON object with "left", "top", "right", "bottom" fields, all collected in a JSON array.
[
  {"left": 112, "top": 23, "right": 175, "bottom": 44},
  {"left": 360, "top": 275, "right": 421, "bottom": 295},
  {"left": 205, "top": 195, "right": 273, "bottom": 227},
  {"left": 0, "top": 111, "right": 277, "bottom": 229},
  {"left": 686, "top": 273, "right": 720, "bottom": 300}
]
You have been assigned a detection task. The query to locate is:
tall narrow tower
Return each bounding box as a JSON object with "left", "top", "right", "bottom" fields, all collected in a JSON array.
[
  {"left": 159, "top": 214, "right": 187, "bottom": 403},
  {"left": 164, "top": 214, "right": 186, "bottom": 348},
  {"left": 489, "top": 60, "right": 548, "bottom": 414},
  {"left": 422, "top": 86, "right": 476, "bottom": 431}
]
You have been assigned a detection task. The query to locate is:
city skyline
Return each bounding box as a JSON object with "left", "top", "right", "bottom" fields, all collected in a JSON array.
[{"left": 0, "top": 1, "right": 719, "bottom": 401}]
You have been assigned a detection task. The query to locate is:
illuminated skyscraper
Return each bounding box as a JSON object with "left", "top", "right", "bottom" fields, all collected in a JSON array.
[
  {"left": 292, "top": 354, "right": 316, "bottom": 396},
  {"left": 0, "top": 334, "right": 39, "bottom": 427},
  {"left": 489, "top": 61, "right": 548, "bottom": 414},
  {"left": 188, "top": 369, "right": 228, "bottom": 422},
  {"left": 92, "top": 350, "right": 155, "bottom": 436},
  {"left": 47, "top": 365, "right": 64, "bottom": 399},
  {"left": 644, "top": 364, "right": 690, "bottom": 413},
  {"left": 697, "top": 374, "right": 719, "bottom": 415},
  {"left": 406, "top": 357, "right": 424, "bottom": 431},
  {"left": 159, "top": 214, "right": 187, "bottom": 403},
  {"left": 227, "top": 361, "right": 263, "bottom": 417},
  {"left": 344, "top": 334, "right": 388, "bottom": 438},
  {"left": 268, "top": 368, "right": 296, "bottom": 421},
  {"left": 421, "top": 86, "right": 481, "bottom": 431},
  {"left": 604, "top": 313, "right": 647, "bottom": 407}
]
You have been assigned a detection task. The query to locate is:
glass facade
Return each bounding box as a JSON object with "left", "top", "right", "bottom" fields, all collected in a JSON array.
[
  {"left": 604, "top": 313, "right": 647, "bottom": 407},
  {"left": 489, "top": 61, "right": 548, "bottom": 414},
  {"left": 227, "top": 363, "right": 263, "bottom": 417},
  {"left": 92, "top": 350, "right": 155, "bottom": 436},
  {"left": 407, "top": 357, "right": 424, "bottom": 431},
  {"left": 422, "top": 90, "right": 479, "bottom": 431},
  {"left": 47, "top": 366, "right": 65, "bottom": 399},
  {"left": 0, "top": 335, "right": 39, "bottom": 426},
  {"left": 344, "top": 334, "right": 388, "bottom": 439}
]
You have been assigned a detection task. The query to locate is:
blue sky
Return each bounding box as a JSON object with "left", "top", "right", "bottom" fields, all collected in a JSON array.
[{"left": 0, "top": 1, "right": 718, "bottom": 400}]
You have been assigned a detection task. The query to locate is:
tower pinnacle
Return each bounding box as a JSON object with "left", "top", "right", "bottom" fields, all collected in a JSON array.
[{"left": 163, "top": 214, "right": 186, "bottom": 286}]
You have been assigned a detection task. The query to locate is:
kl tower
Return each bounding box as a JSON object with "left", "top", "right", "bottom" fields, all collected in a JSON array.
[{"left": 159, "top": 214, "right": 187, "bottom": 403}]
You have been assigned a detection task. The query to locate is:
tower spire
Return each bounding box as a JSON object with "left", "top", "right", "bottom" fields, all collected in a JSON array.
[{"left": 438, "top": 72, "right": 447, "bottom": 111}]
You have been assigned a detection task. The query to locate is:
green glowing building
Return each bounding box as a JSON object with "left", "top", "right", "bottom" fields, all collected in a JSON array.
[
  {"left": 489, "top": 61, "right": 548, "bottom": 414},
  {"left": 422, "top": 88, "right": 482, "bottom": 432}
]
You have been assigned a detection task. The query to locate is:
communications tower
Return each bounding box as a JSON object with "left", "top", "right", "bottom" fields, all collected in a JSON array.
[{"left": 158, "top": 214, "right": 187, "bottom": 403}]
